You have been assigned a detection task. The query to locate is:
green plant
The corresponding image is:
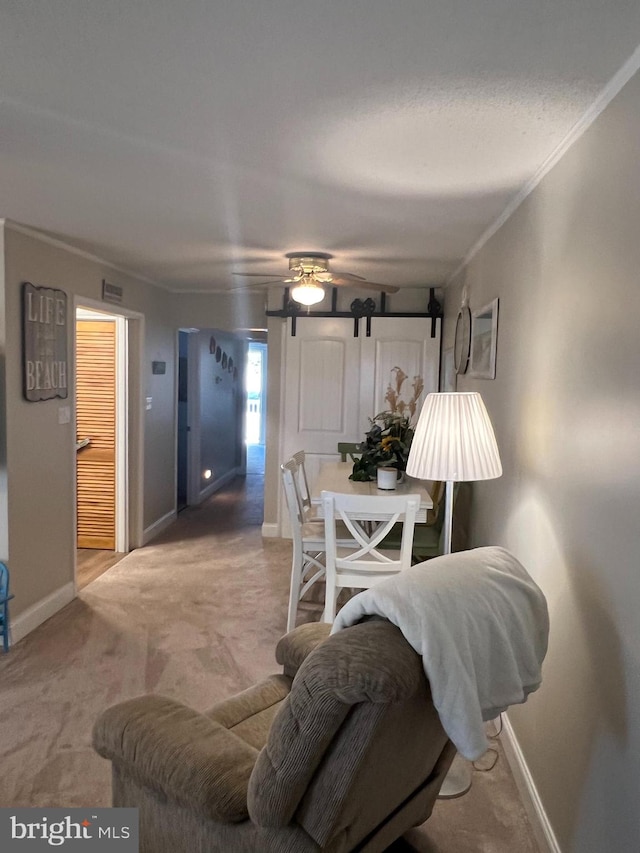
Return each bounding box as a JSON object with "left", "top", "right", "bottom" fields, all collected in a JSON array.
[{"left": 349, "top": 411, "right": 415, "bottom": 482}]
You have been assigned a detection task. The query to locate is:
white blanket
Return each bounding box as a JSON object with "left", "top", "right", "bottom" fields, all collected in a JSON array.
[{"left": 331, "top": 546, "right": 549, "bottom": 760}]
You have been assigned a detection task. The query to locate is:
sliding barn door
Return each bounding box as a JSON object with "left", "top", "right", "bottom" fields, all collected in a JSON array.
[
  {"left": 282, "top": 318, "right": 362, "bottom": 484},
  {"left": 281, "top": 316, "right": 441, "bottom": 495},
  {"left": 76, "top": 319, "right": 116, "bottom": 549},
  {"left": 360, "top": 317, "right": 441, "bottom": 425}
]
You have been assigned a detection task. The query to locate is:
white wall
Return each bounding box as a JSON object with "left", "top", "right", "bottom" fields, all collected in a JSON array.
[
  {"left": 263, "top": 286, "right": 444, "bottom": 528},
  {"left": 445, "top": 68, "right": 640, "bottom": 852}
]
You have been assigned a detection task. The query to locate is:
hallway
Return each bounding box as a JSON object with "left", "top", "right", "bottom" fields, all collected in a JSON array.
[
  {"left": 0, "top": 472, "right": 291, "bottom": 808},
  {"left": 0, "top": 472, "right": 539, "bottom": 851}
]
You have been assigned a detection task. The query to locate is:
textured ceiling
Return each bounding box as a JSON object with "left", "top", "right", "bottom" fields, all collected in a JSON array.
[{"left": 1, "top": 2, "right": 640, "bottom": 294}]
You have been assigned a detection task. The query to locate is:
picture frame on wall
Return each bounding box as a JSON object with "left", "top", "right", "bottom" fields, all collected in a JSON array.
[{"left": 468, "top": 297, "right": 499, "bottom": 379}]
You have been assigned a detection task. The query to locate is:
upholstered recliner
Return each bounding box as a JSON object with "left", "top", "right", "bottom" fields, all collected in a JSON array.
[{"left": 93, "top": 619, "right": 455, "bottom": 853}]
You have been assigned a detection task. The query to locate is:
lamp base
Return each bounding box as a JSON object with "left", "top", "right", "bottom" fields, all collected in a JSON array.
[
  {"left": 442, "top": 479, "right": 454, "bottom": 555},
  {"left": 437, "top": 752, "right": 472, "bottom": 799}
]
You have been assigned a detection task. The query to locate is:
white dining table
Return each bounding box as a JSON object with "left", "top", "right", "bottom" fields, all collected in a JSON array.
[{"left": 310, "top": 461, "right": 433, "bottom": 523}]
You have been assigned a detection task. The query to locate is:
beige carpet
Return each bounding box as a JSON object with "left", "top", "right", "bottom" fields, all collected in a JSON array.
[{"left": 0, "top": 472, "right": 541, "bottom": 852}]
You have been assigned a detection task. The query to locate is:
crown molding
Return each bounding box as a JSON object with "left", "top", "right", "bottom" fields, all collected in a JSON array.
[
  {"left": 2, "top": 219, "right": 171, "bottom": 291},
  {"left": 449, "top": 42, "right": 640, "bottom": 283},
  {"left": 165, "top": 285, "right": 267, "bottom": 296}
]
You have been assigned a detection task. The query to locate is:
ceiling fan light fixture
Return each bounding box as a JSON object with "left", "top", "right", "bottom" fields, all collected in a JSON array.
[
  {"left": 290, "top": 281, "right": 325, "bottom": 306},
  {"left": 232, "top": 251, "right": 398, "bottom": 298}
]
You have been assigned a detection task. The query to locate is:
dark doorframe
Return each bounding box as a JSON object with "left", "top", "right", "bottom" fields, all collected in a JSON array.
[{"left": 177, "top": 330, "right": 190, "bottom": 512}]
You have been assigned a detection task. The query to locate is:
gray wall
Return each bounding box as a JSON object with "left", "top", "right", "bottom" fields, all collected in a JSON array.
[
  {"left": 0, "top": 225, "right": 7, "bottom": 559},
  {"left": 1, "top": 225, "right": 264, "bottom": 626},
  {"left": 142, "top": 315, "right": 178, "bottom": 528},
  {"left": 446, "top": 69, "right": 640, "bottom": 852},
  {"left": 2, "top": 225, "right": 177, "bottom": 616},
  {"left": 197, "top": 328, "right": 245, "bottom": 491},
  {"left": 171, "top": 290, "right": 266, "bottom": 333}
]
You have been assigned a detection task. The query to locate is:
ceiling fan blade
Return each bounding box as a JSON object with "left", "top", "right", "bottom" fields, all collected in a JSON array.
[
  {"left": 232, "top": 261, "right": 398, "bottom": 293},
  {"left": 232, "top": 271, "right": 287, "bottom": 277},
  {"left": 330, "top": 277, "right": 399, "bottom": 293},
  {"left": 330, "top": 271, "right": 367, "bottom": 281}
]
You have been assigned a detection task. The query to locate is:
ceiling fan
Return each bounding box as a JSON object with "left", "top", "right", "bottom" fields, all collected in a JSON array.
[{"left": 232, "top": 252, "right": 399, "bottom": 306}]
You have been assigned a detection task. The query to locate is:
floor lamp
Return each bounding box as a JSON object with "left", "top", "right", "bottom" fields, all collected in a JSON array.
[{"left": 406, "top": 391, "right": 502, "bottom": 795}]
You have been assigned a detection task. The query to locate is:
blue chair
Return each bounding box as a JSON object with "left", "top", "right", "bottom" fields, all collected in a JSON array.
[{"left": 0, "top": 561, "right": 15, "bottom": 652}]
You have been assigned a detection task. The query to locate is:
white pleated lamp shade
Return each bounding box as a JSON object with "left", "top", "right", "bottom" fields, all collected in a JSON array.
[{"left": 406, "top": 392, "right": 502, "bottom": 482}]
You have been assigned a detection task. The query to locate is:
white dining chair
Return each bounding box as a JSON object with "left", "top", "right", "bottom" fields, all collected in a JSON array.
[
  {"left": 321, "top": 490, "right": 420, "bottom": 623},
  {"left": 291, "top": 449, "right": 319, "bottom": 521},
  {"left": 281, "top": 459, "right": 356, "bottom": 631}
]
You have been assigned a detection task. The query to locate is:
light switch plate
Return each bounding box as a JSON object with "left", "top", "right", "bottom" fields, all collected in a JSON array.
[
  {"left": 145, "top": 397, "right": 153, "bottom": 411},
  {"left": 58, "top": 406, "right": 71, "bottom": 424}
]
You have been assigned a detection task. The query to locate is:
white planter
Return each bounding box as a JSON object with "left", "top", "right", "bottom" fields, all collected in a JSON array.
[{"left": 376, "top": 467, "right": 398, "bottom": 490}]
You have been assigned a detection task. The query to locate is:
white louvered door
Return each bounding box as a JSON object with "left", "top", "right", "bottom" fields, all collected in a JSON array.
[{"left": 76, "top": 319, "right": 117, "bottom": 549}]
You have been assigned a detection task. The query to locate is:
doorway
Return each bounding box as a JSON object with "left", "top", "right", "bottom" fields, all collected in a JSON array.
[
  {"left": 177, "top": 330, "right": 190, "bottom": 512},
  {"left": 245, "top": 342, "right": 267, "bottom": 475},
  {"left": 75, "top": 306, "right": 129, "bottom": 588}
]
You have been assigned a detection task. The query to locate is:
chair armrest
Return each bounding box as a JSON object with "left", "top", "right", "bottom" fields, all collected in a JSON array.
[
  {"left": 93, "top": 695, "right": 257, "bottom": 822},
  {"left": 275, "top": 622, "right": 331, "bottom": 677}
]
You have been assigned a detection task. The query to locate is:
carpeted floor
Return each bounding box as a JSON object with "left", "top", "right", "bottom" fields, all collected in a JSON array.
[{"left": 0, "top": 471, "right": 541, "bottom": 852}]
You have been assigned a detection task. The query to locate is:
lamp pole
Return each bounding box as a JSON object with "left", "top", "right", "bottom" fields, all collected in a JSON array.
[{"left": 406, "top": 391, "right": 502, "bottom": 798}]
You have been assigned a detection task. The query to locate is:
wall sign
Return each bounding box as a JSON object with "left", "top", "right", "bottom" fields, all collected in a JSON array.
[
  {"left": 102, "top": 279, "right": 123, "bottom": 304},
  {"left": 22, "top": 282, "right": 68, "bottom": 401}
]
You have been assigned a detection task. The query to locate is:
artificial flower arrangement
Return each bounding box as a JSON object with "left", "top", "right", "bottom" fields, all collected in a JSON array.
[
  {"left": 349, "top": 367, "right": 424, "bottom": 482},
  {"left": 349, "top": 411, "right": 415, "bottom": 482}
]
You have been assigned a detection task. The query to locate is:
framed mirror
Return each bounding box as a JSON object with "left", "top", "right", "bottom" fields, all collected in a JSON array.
[
  {"left": 468, "top": 297, "right": 499, "bottom": 379},
  {"left": 454, "top": 305, "right": 471, "bottom": 374}
]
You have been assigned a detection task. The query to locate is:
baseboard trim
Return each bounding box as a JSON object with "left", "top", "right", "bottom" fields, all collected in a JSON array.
[
  {"left": 142, "top": 471, "right": 242, "bottom": 545},
  {"left": 196, "top": 468, "right": 238, "bottom": 504},
  {"left": 501, "top": 714, "right": 561, "bottom": 853},
  {"left": 11, "top": 582, "right": 75, "bottom": 645},
  {"left": 261, "top": 522, "right": 280, "bottom": 538},
  {"left": 142, "top": 509, "right": 177, "bottom": 545}
]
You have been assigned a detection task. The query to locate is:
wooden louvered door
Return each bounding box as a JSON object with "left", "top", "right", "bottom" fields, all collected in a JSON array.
[{"left": 76, "top": 319, "right": 117, "bottom": 549}]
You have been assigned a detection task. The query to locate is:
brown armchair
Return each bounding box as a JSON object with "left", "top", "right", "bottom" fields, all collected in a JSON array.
[{"left": 93, "top": 620, "right": 455, "bottom": 852}]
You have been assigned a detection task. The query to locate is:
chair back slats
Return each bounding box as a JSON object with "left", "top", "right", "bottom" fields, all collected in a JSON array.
[
  {"left": 321, "top": 491, "right": 419, "bottom": 622},
  {"left": 281, "top": 458, "right": 306, "bottom": 529},
  {"left": 291, "top": 450, "right": 313, "bottom": 514},
  {"left": 336, "top": 510, "right": 408, "bottom": 565},
  {"left": 281, "top": 455, "right": 328, "bottom": 632}
]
